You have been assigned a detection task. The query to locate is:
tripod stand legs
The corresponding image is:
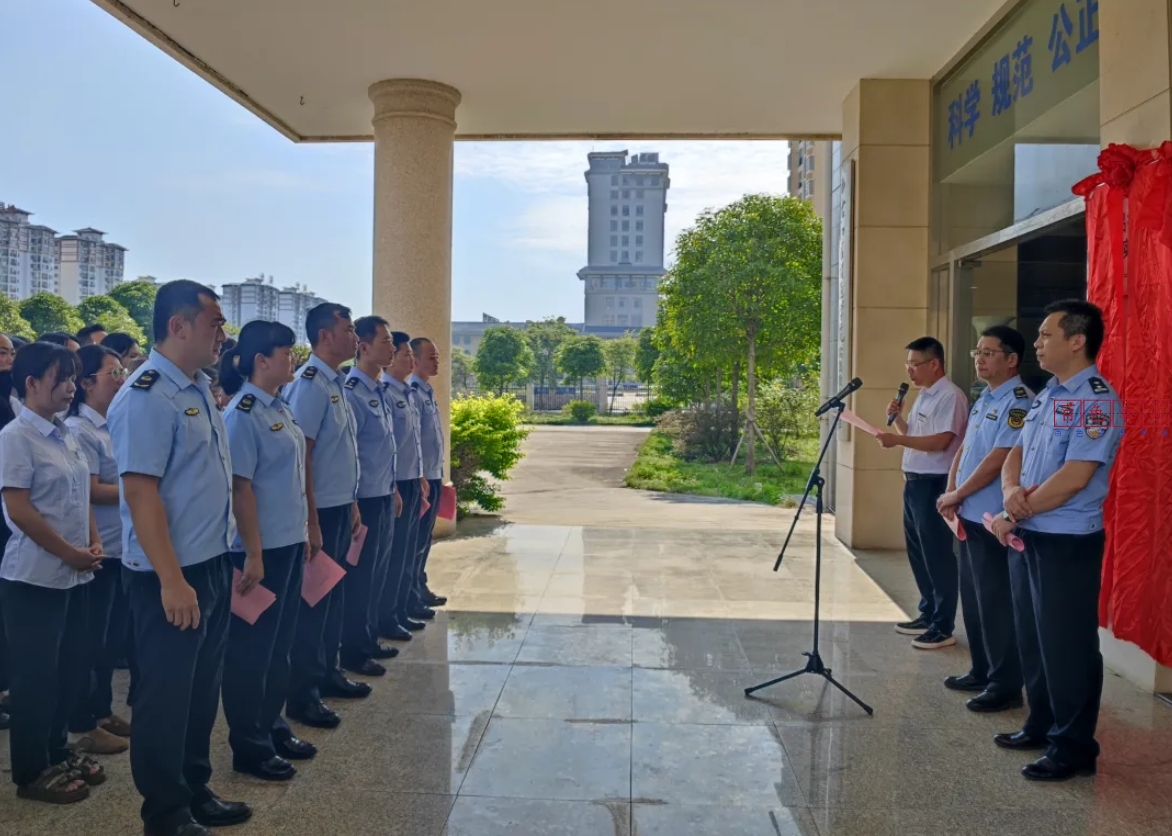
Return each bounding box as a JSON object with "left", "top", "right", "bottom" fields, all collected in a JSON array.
[{"left": 744, "top": 651, "right": 875, "bottom": 715}]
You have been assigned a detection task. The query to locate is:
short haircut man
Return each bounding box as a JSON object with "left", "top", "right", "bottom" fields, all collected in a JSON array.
[
  {"left": 305, "top": 303, "right": 353, "bottom": 349},
  {"left": 39, "top": 331, "right": 81, "bottom": 351},
  {"left": 354, "top": 315, "right": 390, "bottom": 345},
  {"left": 1043, "top": 298, "right": 1104, "bottom": 359},
  {"left": 152, "top": 279, "right": 219, "bottom": 344},
  {"left": 906, "top": 336, "right": 945, "bottom": 367},
  {"left": 77, "top": 324, "right": 108, "bottom": 346},
  {"left": 981, "top": 325, "right": 1026, "bottom": 363}
]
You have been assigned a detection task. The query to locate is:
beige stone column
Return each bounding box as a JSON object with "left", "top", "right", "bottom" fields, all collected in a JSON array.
[
  {"left": 369, "top": 79, "right": 461, "bottom": 490},
  {"left": 1097, "top": 1, "right": 1172, "bottom": 693},
  {"left": 835, "top": 79, "right": 931, "bottom": 550}
]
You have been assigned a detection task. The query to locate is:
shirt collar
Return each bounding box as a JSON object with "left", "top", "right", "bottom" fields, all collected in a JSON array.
[
  {"left": 383, "top": 374, "right": 411, "bottom": 394},
  {"left": 348, "top": 366, "right": 381, "bottom": 393},
  {"left": 981, "top": 375, "right": 1022, "bottom": 400},
  {"left": 241, "top": 381, "right": 282, "bottom": 408},
  {"left": 79, "top": 403, "right": 108, "bottom": 428},
  {"left": 18, "top": 408, "right": 65, "bottom": 438},
  {"left": 307, "top": 353, "right": 345, "bottom": 384},
  {"left": 921, "top": 376, "right": 951, "bottom": 397},
  {"left": 149, "top": 349, "right": 204, "bottom": 391},
  {"left": 409, "top": 373, "right": 433, "bottom": 394},
  {"left": 1050, "top": 364, "right": 1099, "bottom": 393}
]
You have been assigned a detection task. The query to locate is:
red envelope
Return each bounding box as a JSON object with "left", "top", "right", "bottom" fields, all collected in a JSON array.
[
  {"left": 419, "top": 495, "right": 431, "bottom": 519},
  {"left": 230, "top": 568, "right": 277, "bottom": 626},
  {"left": 302, "top": 552, "right": 346, "bottom": 607},
  {"left": 438, "top": 484, "right": 456, "bottom": 521},
  {"left": 345, "top": 525, "right": 368, "bottom": 567},
  {"left": 982, "top": 513, "right": 1026, "bottom": 552},
  {"left": 944, "top": 514, "right": 966, "bottom": 541}
]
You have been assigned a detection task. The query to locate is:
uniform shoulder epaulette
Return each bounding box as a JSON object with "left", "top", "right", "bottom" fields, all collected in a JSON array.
[
  {"left": 301, "top": 365, "right": 318, "bottom": 380},
  {"left": 236, "top": 393, "right": 256, "bottom": 412},
  {"left": 131, "top": 369, "right": 159, "bottom": 391},
  {"left": 1088, "top": 377, "right": 1110, "bottom": 395},
  {"left": 1013, "top": 386, "right": 1029, "bottom": 400},
  {"left": 410, "top": 380, "right": 419, "bottom": 389},
  {"left": 344, "top": 377, "right": 359, "bottom": 390}
]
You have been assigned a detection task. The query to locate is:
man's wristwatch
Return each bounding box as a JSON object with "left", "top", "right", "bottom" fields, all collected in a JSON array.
[{"left": 1000, "top": 510, "right": 1012, "bottom": 521}]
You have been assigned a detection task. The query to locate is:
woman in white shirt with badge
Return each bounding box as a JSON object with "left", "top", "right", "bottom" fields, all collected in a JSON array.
[
  {"left": 0, "top": 341, "right": 105, "bottom": 804},
  {"left": 65, "top": 344, "right": 132, "bottom": 755}
]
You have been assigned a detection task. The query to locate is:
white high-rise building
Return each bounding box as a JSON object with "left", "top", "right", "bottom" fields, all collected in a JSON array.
[
  {"left": 577, "top": 151, "right": 669, "bottom": 329},
  {"left": 221, "top": 276, "right": 327, "bottom": 345},
  {"left": 0, "top": 205, "right": 61, "bottom": 300},
  {"left": 277, "top": 284, "right": 327, "bottom": 345},
  {"left": 57, "top": 228, "right": 127, "bottom": 303}
]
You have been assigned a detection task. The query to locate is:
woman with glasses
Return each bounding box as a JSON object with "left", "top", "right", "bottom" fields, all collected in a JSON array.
[
  {"left": 64, "top": 345, "right": 132, "bottom": 755},
  {"left": 0, "top": 342, "right": 105, "bottom": 804}
]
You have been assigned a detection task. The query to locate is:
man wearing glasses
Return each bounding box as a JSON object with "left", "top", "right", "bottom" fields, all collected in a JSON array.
[
  {"left": 936, "top": 326, "right": 1031, "bottom": 712},
  {"left": 876, "top": 337, "right": 970, "bottom": 650}
]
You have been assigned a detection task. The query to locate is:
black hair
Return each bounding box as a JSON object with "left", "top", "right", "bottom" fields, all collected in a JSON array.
[
  {"left": 153, "top": 279, "right": 219, "bottom": 344},
  {"left": 68, "top": 344, "right": 122, "bottom": 417},
  {"left": 218, "top": 319, "right": 297, "bottom": 397},
  {"left": 101, "top": 332, "right": 140, "bottom": 358},
  {"left": 221, "top": 337, "right": 237, "bottom": 354},
  {"left": 409, "top": 336, "right": 433, "bottom": 355},
  {"left": 980, "top": 325, "right": 1025, "bottom": 364},
  {"left": 905, "top": 336, "right": 945, "bottom": 367},
  {"left": 39, "top": 331, "right": 78, "bottom": 348},
  {"left": 76, "top": 324, "right": 108, "bottom": 345},
  {"left": 12, "top": 341, "right": 80, "bottom": 400},
  {"left": 354, "top": 316, "right": 389, "bottom": 344},
  {"left": 1043, "top": 298, "right": 1105, "bottom": 360},
  {"left": 306, "top": 303, "right": 352, "bottom": 349},
  {"left": 391, "top": 331, "right": 411, "bottom": 352},
  {"left": 9, "top": 336, "right": 29, "bottom": 350}
]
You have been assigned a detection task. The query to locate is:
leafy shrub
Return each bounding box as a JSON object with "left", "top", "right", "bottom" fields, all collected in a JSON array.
[
  {"left": 755, "top": 380, "right": 820, "bottom": 460},
  {"left": 450, "top": 394, "right": 531, "bottom": 516},
  {"left": 637, "top": 396, "right": 676, "bottom": 419},
  {"left": 564, "top": 399, "right": 596, "bottom": 423},
  {"left": 657, "top": 404, "right": 740, "bottom": 462}
]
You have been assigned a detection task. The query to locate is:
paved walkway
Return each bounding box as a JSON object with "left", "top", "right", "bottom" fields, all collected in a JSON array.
[{"left": 4, "top": 426, "right": 1171, "bottom": 835}]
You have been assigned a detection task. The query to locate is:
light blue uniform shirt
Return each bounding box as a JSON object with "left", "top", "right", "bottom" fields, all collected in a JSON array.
[
  {"left": 108, "top": 350, "right": 235, "bottom": 571},
  {"left": 66, "top": 404, "right": 122, "bottom": 560},
  {"left": 957, "top": 376, "right": 1033, "bottom": 524},
  {"left": 345, "top": 368, "right": 396, "bottom": 498},
  {"left": 283, "top": 354, "right": 359, "bottom": 509},
  {"left": 225, "top": 382, "right": 308, "bottom": 551},
  {"left": 0, "top": 410, "right": 94, "bottom": 589},
  {"left": 383, "top": 373, "right": 423, "bottom": 481},
  {"left": 1016, "top": 365, "right": 1124, "bottom": 534},
  {"left": 410, "top": 374, "right": 444, "bottom": 481}
]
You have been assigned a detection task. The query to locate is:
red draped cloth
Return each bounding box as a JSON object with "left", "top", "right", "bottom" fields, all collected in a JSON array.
[{"left": 1073, "top": 143, "right": 1172, "bottom": 666}]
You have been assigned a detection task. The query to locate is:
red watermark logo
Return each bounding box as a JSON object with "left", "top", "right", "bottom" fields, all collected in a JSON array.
[{"left": 1051, "top": 398, "right": 1172, "bottom": 437}]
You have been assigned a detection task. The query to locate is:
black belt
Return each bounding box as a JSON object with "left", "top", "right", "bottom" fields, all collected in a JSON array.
[{"left": 903, "top": 472, "right": 948, "bottom": 481}]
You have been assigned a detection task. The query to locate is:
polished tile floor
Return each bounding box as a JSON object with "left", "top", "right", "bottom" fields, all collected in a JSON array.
[{"left": 2, "top": 428, "right": 1171, "bottom": 835}]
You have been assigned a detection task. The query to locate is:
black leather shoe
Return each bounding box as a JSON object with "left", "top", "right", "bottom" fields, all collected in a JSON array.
[
  {"left": 191, "top": 793, "right": 253, "bottom": 828},
  {"left": 232, "top": 755, "right": 295, "bottom": 782},
  {"left": 286, "top": 700, "right": 341, "bottom": 729},
  {"left": 369, "top": 644, "right": 399, "bottom": 660},
  {"left": 402, "top": 619, "right": 426, "bottom": 632},
  {"left": 410, "top": 607, "right": 436, "bottom": 621},
  {"left": 320, "top": 672, "right": 372, "bottom": 699},
  {"left": 425, "top": 592, "right": 448, "bottom": 607},
  {"left": 1022, "top": 755, "right": 1096, "bottom": 781},
  {"left": 144, "top": 823, "right": 212, "bottom": 836},
  {"left": 994, "top": 731, "right": 1047, "bottom": 751},
  {"left": 944, "top": 673, "right": 988, "bottom": 692},
  {"left": 381, "top": 623, "right": 413, "bottom": 641},
  {"left": 273, "top": 734, "right": 317, "bottom": 760},
  {"left": 343, "top": 658, "right": 387, "bottom": 677},
  {"left": 967, "top": 690, "right": 1024, "bottom": 713}
]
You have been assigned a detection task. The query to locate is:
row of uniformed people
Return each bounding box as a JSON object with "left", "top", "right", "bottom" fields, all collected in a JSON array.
[{"left": 0, "top": 281, "right": 448, "bottom": 836}]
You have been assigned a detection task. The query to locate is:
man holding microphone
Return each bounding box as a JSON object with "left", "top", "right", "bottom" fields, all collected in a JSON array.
[{"left": 875, "top": 337, "right": 969, "bottom": 650}]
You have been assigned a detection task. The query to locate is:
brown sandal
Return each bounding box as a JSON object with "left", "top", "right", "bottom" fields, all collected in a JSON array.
[
  {"left": 16, "top": 763, "right": 90, "bottom": 804},
  {"left": 64, "top": 753, "right": 106, "bottom": 786}
]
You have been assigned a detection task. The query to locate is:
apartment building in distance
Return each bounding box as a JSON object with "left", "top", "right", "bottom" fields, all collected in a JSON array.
[
  {"left": 57, "top": 227, "right": 127, "bottom": 303},
  {"left": 787, "top": 140, "right": 824, "bottom": 204},
  {"left": 0, "top": 204, "right": 126, "bottom": 302},
  {"left": 577, "top": 151, "right": 669, "bottom": 329},
  {"left": 220, "top": 275, "right": 328, "bottom": 345}
]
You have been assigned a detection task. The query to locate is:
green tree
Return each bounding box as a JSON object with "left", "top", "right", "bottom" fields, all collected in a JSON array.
[
  {"left": 555, "top": 334, "right": 606, "bottom": 400},
  {"left": 450, "top": 394, "right": 531, "bottom": 515},
  {"left": 0, "top": 297, "right": 36, "bottom": 340},
  {"left": 602, "top": 333, "right": 638, "bottom": 412},
  {"left": 635, "top": 327, "right": 659, "bottom": 387},
  {"left": 661, "top": 194, "right": 822, "bottom": 473},
  {"left": 291, "top": 344, "right": 311, "bottom": 368},
  {"left": 523, "top": 316, "right": 577, "bottom": 389},
  {"left": 473, "top": 325, "right": 533, "bottom": 394},
  {"left": 77, "top": 295, "right": 146, "bottom": 344},
  {"left": 108, "top": 281, "right": 159, "bottom": 343},
  {"left": 20, "top": 293, "right": 83, "bottom": 338},
  {"left": 451, "top": 348, "right": 474, "bottom": 392}
]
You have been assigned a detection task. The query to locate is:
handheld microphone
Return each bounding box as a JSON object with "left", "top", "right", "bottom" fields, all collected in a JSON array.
[
  {"left": 887, "top": 382, "right": 910, "bottom": 426},
  {"left": 815, "top": 377, "right": 863, "bottom": 417}
]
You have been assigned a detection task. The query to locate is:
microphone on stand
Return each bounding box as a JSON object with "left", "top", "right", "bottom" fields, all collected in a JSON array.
[
  {"left": 814, "top": 377, "right": 863, "bottom": 417},
  {"left": 887, "top": 382, "right": 910, "bottom": 427}
]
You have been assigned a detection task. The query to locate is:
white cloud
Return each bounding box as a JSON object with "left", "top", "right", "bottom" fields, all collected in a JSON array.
[{"left": 509, "top": 195, "right": 587, "bottom": 255}]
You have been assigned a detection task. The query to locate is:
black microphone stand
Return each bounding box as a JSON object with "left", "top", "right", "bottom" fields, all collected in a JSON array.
[{"left": 744, "top": 401, "right": 874, "bottom": 715}]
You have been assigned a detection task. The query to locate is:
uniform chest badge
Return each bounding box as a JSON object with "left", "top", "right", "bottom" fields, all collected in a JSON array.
[
  {"left": 985, "top": 410, "right": 998, "bottom": 421},
  {"left": 1007, "top": 408, "right": 1027, "bottom": 429},
  {"left": 331, "top": 395, "right": 340, "bottom": 403},
  {"left": 396, "top": 400, "right": 407, "bottom": 409},
  {"left": 270, "top": 423, "right": 284, "bottom": 432},
  {"left": 369, "top": 399, "right": 379, "bottom": 408},
  {"left": 184, "top": 407, "right": 200, "bottom": 416}
]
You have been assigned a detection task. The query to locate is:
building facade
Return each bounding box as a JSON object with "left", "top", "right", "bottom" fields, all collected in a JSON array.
[
  {"left": 221, "top": 276, "right": 326, "bottom": 345},
  {"left": 578, "top": 151, "right": 669, "bottom": 329},
  {"left": 787, "top": 140, "right": 825, "bottom": 204},
  {"left": 0, "top": 205, "right": 60, "bottom": 300},
  {"left": 57, "top": 228, "right": 127, "bottom": 303}
]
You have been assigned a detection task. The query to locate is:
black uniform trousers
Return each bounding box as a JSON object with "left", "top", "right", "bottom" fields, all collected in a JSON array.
[
  {"left": 957, "top": 520, "right": 1022, "bottom": 694},
  {"left": 69, "top": 557, "right": 121, "bottom": 732},
  {"left": 1010, "top": 529, "right": 1105, "bottom": 765},
  {"left": 340, "top": 494, "right": 393, "bottom": 666},
  {"left": 902, "top": 474, "right": 958, "bottom": 636},
  {"left": 0, "top": 526, "right": 10, "bottom": 696},
  {"left": 222, "top": 543, "right": 305, "bottom": 765},
  {"left": 414, "top": 479, "right": 443, "bottom": 604},
  {"left": 0, "top": 579, "right": 88, "bottom": 787},
  {"left": 288, "top": 503, "right": 351, "bottom": 709},
  {"left": 123, "top": 553, "right": 231, "bottom": 834},
  {"left": 380, "top": 479, "right": 421, "bottom": 632}
]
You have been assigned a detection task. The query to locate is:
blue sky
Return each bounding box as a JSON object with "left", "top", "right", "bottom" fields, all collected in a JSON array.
[{"left": 2, "top": 0, "right": 790, "bottom": 323}]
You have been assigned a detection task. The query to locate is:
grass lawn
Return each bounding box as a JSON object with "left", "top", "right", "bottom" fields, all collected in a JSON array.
[
  {"left": 624, "top": 431, "right": 819, "bottom": 507},
  {"left": 524, "top": 413, "right": 656, "bottom": 427}
]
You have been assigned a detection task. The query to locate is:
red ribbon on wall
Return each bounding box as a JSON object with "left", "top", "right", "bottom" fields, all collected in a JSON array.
[{"left": 1073, "top": 143, "right": 1172, "bottom": 666}]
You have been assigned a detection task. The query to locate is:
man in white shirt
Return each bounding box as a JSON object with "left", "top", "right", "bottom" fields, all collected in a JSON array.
[{"left": 876, "top": 337, "right": 970, "bottom": 649}]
